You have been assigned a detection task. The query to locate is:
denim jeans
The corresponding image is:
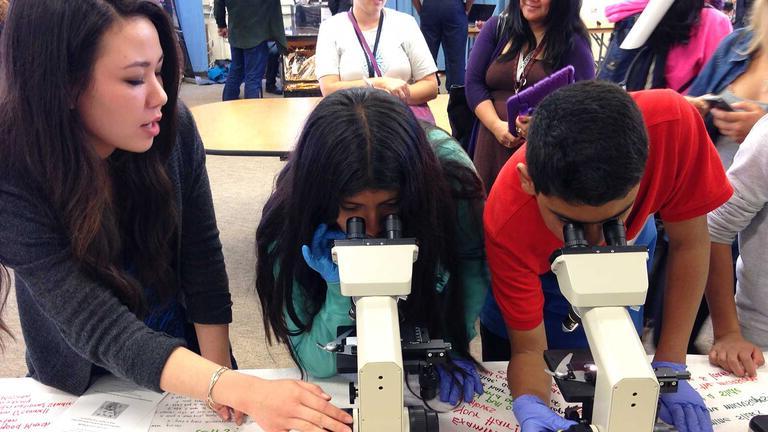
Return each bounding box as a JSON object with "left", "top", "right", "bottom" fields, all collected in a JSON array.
[
  {"left": 265, "top": 42, "right": 280, "bottom": 89},
  {"left": 223, "top": 41, "right": 268, "bottom": 100},
  {"left": 420, "top": 0, "right": 468, "bottom": 90}
]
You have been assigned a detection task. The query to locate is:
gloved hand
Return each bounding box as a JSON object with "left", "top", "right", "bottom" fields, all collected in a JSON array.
[
  {"left": 512, "top": 394, "right": 577, "bottom": 432},
  {"left": 652, "top": 361, "right": 713, "bottom": 432},
  {"left": 301, "top": 224, "right": 347, "bottom": 284},
  {"left": 436, "top": 359, "right": 484, "bottom": 405}
]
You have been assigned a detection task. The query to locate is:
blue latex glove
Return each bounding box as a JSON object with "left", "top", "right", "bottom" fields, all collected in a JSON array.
[
  {"left": 436, "top": 359, "right": 484, "bottom": 405},
  {"left": 301, "top": 224, "right": 347, "bottom": 284},
  {"left": 512, "top": 394, "right": 577, "bottom": 432},
  {"left": 652, "top": 361, "right": 713, "bottom": 432}
]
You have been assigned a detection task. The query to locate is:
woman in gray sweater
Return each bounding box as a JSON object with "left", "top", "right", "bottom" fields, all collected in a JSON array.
[{"left": 0, "top": 1, "right": 351, "bottom": 431}]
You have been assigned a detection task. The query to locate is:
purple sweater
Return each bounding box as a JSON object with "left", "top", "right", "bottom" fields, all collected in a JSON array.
[{"left": 465, "top": 16, "right": 596, "bottom": 110}]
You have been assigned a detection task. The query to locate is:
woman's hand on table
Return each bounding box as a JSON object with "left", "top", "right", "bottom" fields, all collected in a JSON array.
[
  {"left": 709, "top": 331, "right": 765, "bottom": 378},
  {"left": 218, "top": 373, "right": 354, "bottom": 432}
]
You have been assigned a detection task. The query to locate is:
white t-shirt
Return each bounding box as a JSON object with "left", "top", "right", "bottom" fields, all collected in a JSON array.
[{"left": 315, "top": 8, "right": 437, "bottom": 83}]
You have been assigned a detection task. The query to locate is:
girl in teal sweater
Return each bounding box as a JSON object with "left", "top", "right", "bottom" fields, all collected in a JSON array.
[{"left": 256, "top": 88, "right": 489, "bottom": 404}]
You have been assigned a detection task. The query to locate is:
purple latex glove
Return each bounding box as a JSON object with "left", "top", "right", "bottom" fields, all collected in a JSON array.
[
  {"left": 436, "top": 359, "right": 484, "bottom": 404},
  {"left": 652, "top": 361, "right": 713, "bottom": 432},
  {"left": 301, "top": 224, "right": 346, "bottom": 283},
  {"left": 512, "top": 394, "right": 577, "bottom": 432}
]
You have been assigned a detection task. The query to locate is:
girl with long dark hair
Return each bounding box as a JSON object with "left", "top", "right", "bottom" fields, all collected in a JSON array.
[
  {"left": 465, "top": 0, "right": 595, "bottom": 195},
  {"left": 0, "top": 1, "right": 351, "bottom": 430},
  {"left": 256, "top": 88, "right": 488, "bottom": 404},
  {"left": 602, "top": 0, "right": 732, "bottom": 93}
]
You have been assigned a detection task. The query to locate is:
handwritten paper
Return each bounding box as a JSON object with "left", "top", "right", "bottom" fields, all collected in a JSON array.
[
  {"left": 150, "top": 394, "right": 261, "bottom": 432},
  {"left": 442, "top": 357, "right": 768, "bottom": 432},
  {"left": 147, "top": 369, "right": 351, "bottom": 432},
  {"left": 0, "top": 377, "right": 78, "bottom": 430},
  {"left": 687, "top": 355, "right": 767, "bottom": 431},
  {"left": 2, "top": 355, "right": 766, "bottom": 431}
]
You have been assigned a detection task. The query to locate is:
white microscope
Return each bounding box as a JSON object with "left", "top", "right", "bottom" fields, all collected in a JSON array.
[
  {"left": 544, "top": 220, "right": 689, "bottom": 432},
  {"left": 329, "top": 215, "right": 445, "bottom": 432}
]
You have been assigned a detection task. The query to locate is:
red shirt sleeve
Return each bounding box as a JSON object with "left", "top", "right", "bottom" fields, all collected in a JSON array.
[
  {"left": 484, "top": 149, "right": 560, "bottom": 331},
  {"left": 628, "top": 90, "right": 733, "bottom": 232}
]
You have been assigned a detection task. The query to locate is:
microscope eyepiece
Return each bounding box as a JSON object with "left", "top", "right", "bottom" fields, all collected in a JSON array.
[
  {"left": 603, "top": 218, "right": 627, "bottom": 246},
  {"left": 346, "top": 217, "right": 366, "bottom": 240},
  {"left": 563, "top": 223, "right": 588, "bottom": 248},
  {"left": 384, "top": 214, "right": 402, "bottom": 240}
]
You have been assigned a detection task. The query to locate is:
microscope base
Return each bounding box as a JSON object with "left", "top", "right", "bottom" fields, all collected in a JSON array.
[
  {"left": 351, "top": 407, "right": 438, "bottom": 432},
  {"left": 544, "top": 349, "right": 597, "bottom": 421}
]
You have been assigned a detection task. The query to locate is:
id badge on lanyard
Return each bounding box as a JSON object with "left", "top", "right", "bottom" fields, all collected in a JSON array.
[{"left": 348, "top": 10, "right": 384, "bottom": 78}]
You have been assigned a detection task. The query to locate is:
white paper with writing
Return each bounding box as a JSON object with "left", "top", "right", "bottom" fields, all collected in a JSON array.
[
  {"left": 0, "top": 377, "right": 78, "bottom": 430},
  {"left": 51, "top": 375, "right": 165, "bottom": 432}
]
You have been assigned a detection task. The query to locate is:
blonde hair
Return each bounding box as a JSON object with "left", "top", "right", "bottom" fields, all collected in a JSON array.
[{"left": 747, "top": 0, "right": 768, "bottom": 55}]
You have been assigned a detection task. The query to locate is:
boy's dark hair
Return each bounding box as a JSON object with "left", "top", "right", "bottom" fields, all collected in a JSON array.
[{"left": 526, "top": 81, "right": 648, "bottom": 206}]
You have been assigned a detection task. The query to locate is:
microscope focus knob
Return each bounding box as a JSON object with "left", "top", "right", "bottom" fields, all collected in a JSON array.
[
  {"left": 407, "top": 406, "right": 439, "bottom": 432},
  {"left": 348, "top": 382, "right": 358, "bottom": 405}
]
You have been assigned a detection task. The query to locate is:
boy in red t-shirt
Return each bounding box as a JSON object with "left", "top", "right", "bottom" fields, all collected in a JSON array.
[{"left": 483, "top": 81, "right": 732, "bottom": 432}]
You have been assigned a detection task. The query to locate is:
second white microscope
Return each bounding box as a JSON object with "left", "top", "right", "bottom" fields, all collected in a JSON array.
[{"left": 545, "top": 219, "right": 689, "bottom": 432}]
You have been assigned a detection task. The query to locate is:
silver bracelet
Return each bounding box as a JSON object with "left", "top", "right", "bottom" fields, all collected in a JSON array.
[{"left": 206, "top": 366, "right": 230, "bottom": 411}]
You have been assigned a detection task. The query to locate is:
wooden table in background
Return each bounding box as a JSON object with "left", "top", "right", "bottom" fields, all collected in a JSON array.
[{"left": 190, "top": 94, "right": 451, "bottom": 157}]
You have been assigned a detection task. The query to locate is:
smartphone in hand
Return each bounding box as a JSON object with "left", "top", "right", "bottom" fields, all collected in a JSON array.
[{"left": 700, "top": 94, "right": 735, "bottom": 112}]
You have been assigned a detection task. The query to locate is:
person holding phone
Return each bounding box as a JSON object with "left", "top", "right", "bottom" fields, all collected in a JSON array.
[{"left": 687, "top": 0, "right": 768, "bottom": 168}]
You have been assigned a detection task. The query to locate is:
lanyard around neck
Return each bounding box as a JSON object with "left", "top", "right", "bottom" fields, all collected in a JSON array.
[
  {"left": 515, "top": 43, "right": 545, "bottom": 92},
  {"left": 348, "top": 10, "right": 384, "bottom": 78}
]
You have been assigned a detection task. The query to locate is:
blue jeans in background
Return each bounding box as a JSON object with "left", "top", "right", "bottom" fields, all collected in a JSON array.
[
  {"left": 223, "top": 41, "right": 268, "bottom": 100},
  {"left": 419, "top": 0, "right": 468, "bottom": 91}
]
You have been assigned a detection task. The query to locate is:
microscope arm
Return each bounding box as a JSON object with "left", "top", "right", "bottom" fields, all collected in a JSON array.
[{"left": 579, "top": 306, "right": 659, "bottom": 432}]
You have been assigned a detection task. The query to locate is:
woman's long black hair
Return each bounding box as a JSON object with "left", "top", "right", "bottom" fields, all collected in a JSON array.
[
  {"left": 646, "top": 0, "right": 705, "bottom": 52},
  {"left": 256, "top": 88, "right": 484, "bottom": 366},
  {"left": 0, "top": 0, "right": 182, "bottom": 341},
  {"left": 497, "top": 0, "right": 589, "bottom": 67}
]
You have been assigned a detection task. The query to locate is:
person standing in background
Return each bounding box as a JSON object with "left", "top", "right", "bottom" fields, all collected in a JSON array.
[
  {"left": 465, "top": 0, "right": 594, "bottom": 194},
  {"left": 413, "top": 0, "right": 473, "bottom": 91},
  {"left": 214, "top": 0, "right": 286, "bottom": 100}
]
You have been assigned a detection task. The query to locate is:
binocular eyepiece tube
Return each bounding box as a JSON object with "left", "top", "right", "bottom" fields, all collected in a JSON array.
[
  {"left": 560, "top": 218, "right": 627, "bottom": 333},
  {"left": 345, "top": 214, "right": 403, "bottom": 240},
  {"left": 562, "top": 218, "right": 628, "bottom": 248}
]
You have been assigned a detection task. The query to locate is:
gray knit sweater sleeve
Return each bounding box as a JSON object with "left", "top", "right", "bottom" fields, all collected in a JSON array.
[
  {"left": 708, "top": 115, "right": 768, "bottom": 244},
  {"left": 0, "top": 183, "right": 184, "bottom": 393},
  {"left": 0, "top": 104, "right": 229, "bottom": 395}
]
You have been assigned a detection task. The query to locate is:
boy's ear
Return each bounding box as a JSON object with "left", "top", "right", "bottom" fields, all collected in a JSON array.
[{"left": 517, "top": 163, "right": 536, "bottom": 196}]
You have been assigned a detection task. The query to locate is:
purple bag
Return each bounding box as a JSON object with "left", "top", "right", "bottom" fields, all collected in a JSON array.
[
  {"left": 410, "top": 103, "right": 435, "bottom": 124},
  {"left": 507, "top": 65, "right": 575, "bottom": 136}
]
